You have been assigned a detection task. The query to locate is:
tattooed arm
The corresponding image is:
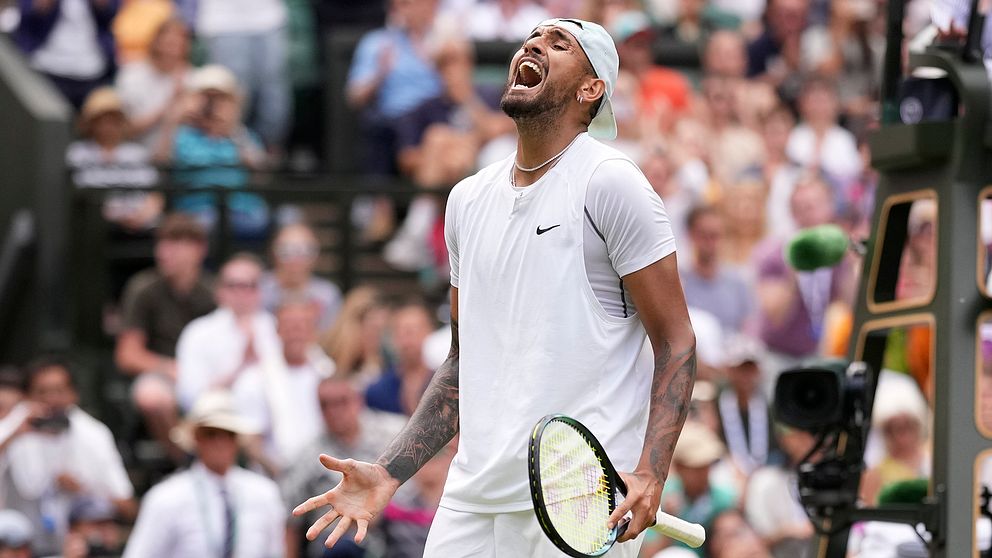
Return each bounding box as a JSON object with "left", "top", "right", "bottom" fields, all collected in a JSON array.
[
  {"left": 292, "top": 289, "right": 460, "bottom": 549},
  {"left": 608, "top": 254, "right": 697, "bottom": 542},
  {"left": 376, "top": 289, "right": 460, "bottom": 482}
]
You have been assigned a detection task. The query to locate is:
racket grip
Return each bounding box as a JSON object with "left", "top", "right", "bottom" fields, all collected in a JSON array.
[{"left": 654, "top": 511, "right": 706, "bottom": 548}]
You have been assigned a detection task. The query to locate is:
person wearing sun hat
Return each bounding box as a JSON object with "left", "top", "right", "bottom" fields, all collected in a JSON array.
[
  {"left": 67, "top": 87, "right": 162, "bottom": 232},
  {"left": 122, "top": 391, "right": 285, "bottom": 558},
  {"left": 642, "top": 422, "right": 736, "bottom": 557},
  {"left": 293, "top": 17, "right": 693, "bottom": 558}
]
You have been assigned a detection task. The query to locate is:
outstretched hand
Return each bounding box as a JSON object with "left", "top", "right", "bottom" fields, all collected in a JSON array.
[
  {"left": 608, "top": 470, "right": 663, "bottom": 543},
  {"left": 293, "top": 455, "right": 400, "bottom": 549}
]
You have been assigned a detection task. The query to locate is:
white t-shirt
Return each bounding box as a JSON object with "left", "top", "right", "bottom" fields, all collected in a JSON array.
[
  {"left": 442, "top": 133, "right": 676, "bottom": 512},
  {"left": 195, "top": 0, "right": 286, "bottom": 36},
  {"left": 1, "top": 405, "right": 133, "bottom": 554},
  {"left": 122, "top": 462, "right": 285, "bottom": 558},
  {"left": 116, "top": 62, "right": 190, "bottom": 149},
  {"left": 467, "top": 3, "right": 551, "bottom": 41},
  {"left": 175, "top": 308, "right": 281, "bottom": 411},
  {"left": 233, "top": 357, "right": 325, "bottom": 467},
  {"left": 30, "top": 0, "right": 105, "bottom": 79},
  {"left": 786, "top": 123, "right": 862, "bottom": 181}
]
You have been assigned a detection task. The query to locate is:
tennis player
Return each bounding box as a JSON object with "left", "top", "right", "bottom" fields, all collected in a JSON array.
[{"left": 294, "top": 18, "right": 696, "bottom": 556}]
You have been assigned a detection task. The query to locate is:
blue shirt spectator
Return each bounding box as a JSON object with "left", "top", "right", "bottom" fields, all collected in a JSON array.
[{"left": 347, "top": 26, "right": 443, "bottom": 120}]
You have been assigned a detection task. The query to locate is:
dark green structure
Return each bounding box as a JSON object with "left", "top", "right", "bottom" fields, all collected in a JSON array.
[{"left": 815, "top": 3, "right": 992, "bottom": 556}]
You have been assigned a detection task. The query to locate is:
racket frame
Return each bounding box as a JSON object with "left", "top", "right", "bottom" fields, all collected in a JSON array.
[{"left": 528, "top": 413, "right": 624, "bottom": 558}]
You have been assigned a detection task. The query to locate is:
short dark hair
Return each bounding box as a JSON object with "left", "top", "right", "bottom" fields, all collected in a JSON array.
[
  {"left": 23, "top": 355, "right": 74, "bottom": 392},
  {"left": 685, "top": 204, "right": 722, "bottom": 232},
  {"left": 156, "top": 213, "right": 207, "bottom": 243}
]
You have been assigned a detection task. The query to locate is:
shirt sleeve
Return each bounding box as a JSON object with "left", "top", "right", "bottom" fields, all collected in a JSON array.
[
  {"left": 175, "top": 322, "right": 211, "bottom": 411},
  {"left": 120, "top": 275, "right": 151, "bottom": 332},
  {"left": 346, "top": 32, "right": 384, "bottom": 88},
  {"left": 585, "top": 158, "right": 677, "bottom": 278},
  {"left": 122, "top": 486, "right": 174, "bottom": 558}
]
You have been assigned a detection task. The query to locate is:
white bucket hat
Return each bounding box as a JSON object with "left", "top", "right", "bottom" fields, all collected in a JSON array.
[
  {"left": 171, "top": 391, "right": 259, "bottom": 451},
  {"left": 535, "top": 18, "right": 619, "bottom": 140}
]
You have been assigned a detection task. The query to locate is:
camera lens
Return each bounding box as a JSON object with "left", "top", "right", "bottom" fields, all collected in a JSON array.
[{"left": 775, "top": 369, "right": 843, "bottom": 430}]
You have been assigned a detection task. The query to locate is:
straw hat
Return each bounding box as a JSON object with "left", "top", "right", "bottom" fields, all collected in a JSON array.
[
  {"left": 78, "top": 87, "right": 125, "bottom": 135},
  {"left": 673, "top": 421, "right": 726, "bottom": 468},
  {"left": 170, "top": 391, "right": 259, "bottom": 451},
  {"left": 188, "top": 64, "right": 241, "bottom": 98},
  {"left": 723, "top": 334, "right": 766, "bottom": 368}
]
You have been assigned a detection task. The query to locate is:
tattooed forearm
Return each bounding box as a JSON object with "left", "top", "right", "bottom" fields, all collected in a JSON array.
[
  {"left": 376, "top": 318, "right": 460, "bottom": 484},
  {"left": 641, "top": 340, "right": 696, "bottom": 482}
]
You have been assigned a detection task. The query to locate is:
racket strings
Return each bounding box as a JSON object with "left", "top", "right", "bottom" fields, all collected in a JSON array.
[{"left": 539, "top": 422, "right": 615, "bottom": 554}]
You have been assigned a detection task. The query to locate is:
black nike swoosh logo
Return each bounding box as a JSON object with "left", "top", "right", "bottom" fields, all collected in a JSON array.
[{"left": 536, "top": 224, "right": 561, "bottom": 235}]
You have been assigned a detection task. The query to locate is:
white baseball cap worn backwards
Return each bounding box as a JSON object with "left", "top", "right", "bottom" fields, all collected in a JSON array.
[{"left": 536, "top": 17, "right": 620, "bottom": 140}]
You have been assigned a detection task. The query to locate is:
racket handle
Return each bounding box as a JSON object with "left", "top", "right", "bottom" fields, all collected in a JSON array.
[{"left": 654, "top": 511, "right": 706, "bottom": 548}]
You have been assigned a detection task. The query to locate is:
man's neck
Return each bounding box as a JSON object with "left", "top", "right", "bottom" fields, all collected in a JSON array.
[
  {"left": 694, "top": 259, "right": 718, "bottom": 279},
  {"left": 285, "top": 349, "right": 308, "bottom": 367},
  {"left": 166, "top": 268, "right": 199, "bottom": 295},
  {"left": 275, "top": 268, "right": 307, "bottom": 290},
  {"left": 511, "top": 119, "right": 584, "bottom": 187}
]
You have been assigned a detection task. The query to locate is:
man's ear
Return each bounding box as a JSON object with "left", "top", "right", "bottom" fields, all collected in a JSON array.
[{"left": 576, "top": 78, "right": 606, "bottom": 105}]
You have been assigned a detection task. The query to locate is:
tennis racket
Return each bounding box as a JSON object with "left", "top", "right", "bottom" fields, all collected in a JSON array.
[{"left": 528, "top": 414, "right": 706, "bottom": 557}]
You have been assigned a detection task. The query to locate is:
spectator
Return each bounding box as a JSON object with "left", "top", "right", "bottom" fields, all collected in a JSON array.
[
  {"left": 386, "top": 42, "right": 512, "bottom": 271},
  {"left": 800, "top": 0, "right": 883, "bottom": 119},
  {"left": 14, "top": 0, "right": 119, "bottom": 109},
  {"left": 280, "top": 376, "right": 406, "bottom": 558},
  {"left": 122, "top": 391, "right": 285, "bottom": 558},
  {"left": 707, "top": 509, "right": 774, "bottom": 558},
  {"left": 761, "top": 105, "right": 802, "bottom": 239},
  {"left": 746, "top": 426, "right": 816, "bottom": 558},
  {"left": 609, "top": 11, "right": 691, "bottom": 148},
  {"left": 642, "top": 144, "right": 698, "bottom": 249},
  {"left": 754, "top": 176, "right": 854, "bottom": 374},
  {"left": 365, "top": 299, "right": 436, "bottom": 415},
  {"left": 719, "top": 176, "right": 768, "bottom": 276},
  {"left": 859, "top": 371, "right": 930, "bottom": 505},
  {"left": 679, "top": 205, "right": 754, "bottom": 335},
  {"left": 466, "top": 0, "right": 550, "bottom": 41},
  {"left": 0, "top": 509, "right": 32, "bottom": 558},
  {"left": 110, "top": 0, "right": 175, "bottom": 63},
  {"left": 175, "top": 253, "right": 280, "bottom": 412},
  {"left": 260, "top": 223, "right": 343, "bottom": 331},
  {"left": 699, "top": 76, "right": 766, "bottom": 186},
  {"left": 320, "top": 286, "right": 391, "bottom": 389},
  {"left": 0, "top": 357, "right": 134, "bottom": 557},
  {"left": 703, "top": 29, "right": 749, "bottom": 79},
  {"left": 115, "top": 213, "right": 214, "bottom": 463},
  {"left": 157, "top": 65, "right": 270, "bottom": 238},
  {"left": 233, "top": 297, "right": 334, "bottom": 476},
  {"left": 786, "top": 77, "right": 862, "bottom": 183},
  {"left": 646, "top": 421, "right": 737, "bottom": 557},
  {"left": 346, "top": 0, "right": 448, "bottom": 174},
  {"left": 67, "top": 87, "right": 161, "bottom": 233},
  {"left": 59, "top": 497, "right": 126, "bottom": 558},
  {"left": 716, "top": 335, "right": 780, "bottom": 476},
  {"left": 379, "top": 443, "right": 455, "bottom": 558},
  {"left": 195, "top": 0, "right": 291, "bottom": 151},
  {"left": 116, "top": 17, "right": 193, "bottom": 150},
  {"left": 746, "top": 0, "right": 811, "bottom": 96}
]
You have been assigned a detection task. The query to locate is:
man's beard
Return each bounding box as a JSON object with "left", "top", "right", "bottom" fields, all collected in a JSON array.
[{"left": 500, "top": 79, "right": 569, "bottom": 123}]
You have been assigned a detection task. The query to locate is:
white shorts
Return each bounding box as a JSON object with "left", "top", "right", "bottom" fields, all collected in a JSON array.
[{"left": 423, "top": 505, "right": 645, "bottom": 558}]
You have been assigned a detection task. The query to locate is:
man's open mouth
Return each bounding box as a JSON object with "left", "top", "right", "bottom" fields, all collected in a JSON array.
[{"left": 512, "top": 59, "right": 545, "bottom": 90}]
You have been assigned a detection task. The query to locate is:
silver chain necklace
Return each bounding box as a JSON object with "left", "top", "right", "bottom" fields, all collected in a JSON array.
[{"left": 513, "top": 133, "right": 582, "bottom": 173}]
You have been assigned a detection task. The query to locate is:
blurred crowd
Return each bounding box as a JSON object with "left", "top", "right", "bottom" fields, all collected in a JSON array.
[{"left": 0, "top": 0, "right": 988, "bottom": 556}]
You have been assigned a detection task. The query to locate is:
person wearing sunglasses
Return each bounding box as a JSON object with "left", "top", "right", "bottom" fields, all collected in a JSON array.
[
  {"left": 260, "top": 223, "right": 343, "bottom": 332},
  {"left": 175, "top": 253, "right": 281, "bottom": 412}
]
